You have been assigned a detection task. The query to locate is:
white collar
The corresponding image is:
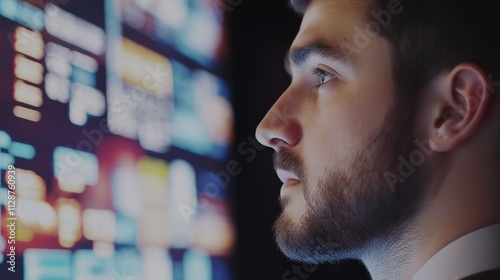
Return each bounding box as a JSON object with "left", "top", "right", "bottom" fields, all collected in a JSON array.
[{"left": 412, "top": 223, "right": 500, "bottom": 280}]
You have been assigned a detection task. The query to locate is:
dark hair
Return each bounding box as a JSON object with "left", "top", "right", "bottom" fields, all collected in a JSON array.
[{"left": 289, "top": 0, "right": 500, "bottom": 106}]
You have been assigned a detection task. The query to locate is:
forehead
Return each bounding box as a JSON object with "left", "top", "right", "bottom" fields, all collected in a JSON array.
[{"left": 292, "top": 0, "right": 370, "bottom": 49}]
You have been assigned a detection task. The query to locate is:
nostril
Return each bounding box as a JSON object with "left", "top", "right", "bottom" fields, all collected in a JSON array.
[{"left": 269, "top": 138, "right": 290, "bottom": 148}]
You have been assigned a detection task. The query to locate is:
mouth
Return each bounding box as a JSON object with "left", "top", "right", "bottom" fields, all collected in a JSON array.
[{"left": 276, "top": 169, "right": 301, "bottom": 187}]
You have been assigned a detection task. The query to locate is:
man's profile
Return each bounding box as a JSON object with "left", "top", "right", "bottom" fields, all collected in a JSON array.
[{"left": 255, "top": 0, "right": 500, "bottom": 279}]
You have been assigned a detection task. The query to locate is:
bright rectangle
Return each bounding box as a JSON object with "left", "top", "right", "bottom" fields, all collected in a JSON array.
[
  {"left": 24, "top": 249, "right": 72, "bottom": 280},
  {"left": 13, "top": 106, "right": 41, "bottom": 122},
  {"left": 45, "top": 4, "right": 105, "bottom": 55},
  {"left": 82, "top": 208, "right": 116, "bottom": 241},
  {"left": 53, "top": 146, "right": 99, "bottom": 187},
  {"left": 14, "top": 55, "right": 44, "bottom": 84},
  {"left": 8, "top": 141, "right": 36, "bottom": 159},
  {"left": 15, "top": 168, "right": 46, "bottom": 199},
  {"left": 0, "top": 130, "right": 12, "bottom": 148},
  {"left": 14, "top": 80, "right": 43, "bottom": 107},
  {"left": 56, "top": 198, "right": 82, "bottom": 248},
  {"left": 15, "top": 26, "right": 44, "bottom": 59},
  {"left": 120, "top": 38, "right": 173, "bottom": 96},
  {"left": 73, "top": 249, "right": 114, "bottom": 280}
]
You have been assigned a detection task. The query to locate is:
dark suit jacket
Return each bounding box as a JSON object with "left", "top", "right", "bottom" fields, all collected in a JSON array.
[{"left": 461, "top": 269, "right": 500, "bottom": 280}]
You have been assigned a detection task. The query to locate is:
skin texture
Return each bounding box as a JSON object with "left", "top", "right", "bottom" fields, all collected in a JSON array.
[{"left": 255, "top": 0, "right": 500, "bottom": 279}]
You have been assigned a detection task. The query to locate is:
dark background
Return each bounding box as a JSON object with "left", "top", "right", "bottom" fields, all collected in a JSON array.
[{"left": 228, "top": 1, "right": 372, "bottom": 279}]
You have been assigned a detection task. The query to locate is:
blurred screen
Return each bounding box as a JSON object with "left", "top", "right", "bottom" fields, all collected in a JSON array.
[{"left": 0, "top": 0, "right": 235, "bottom": 279}]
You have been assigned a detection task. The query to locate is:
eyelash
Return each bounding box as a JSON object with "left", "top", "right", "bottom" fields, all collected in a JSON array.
[{"left": 311, "top": 68, "right": 336, "bottom": 88}]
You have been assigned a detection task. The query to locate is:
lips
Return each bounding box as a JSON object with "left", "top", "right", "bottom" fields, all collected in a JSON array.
[{"left": 276, "top": 169, "right": 301, "bottom": 184}]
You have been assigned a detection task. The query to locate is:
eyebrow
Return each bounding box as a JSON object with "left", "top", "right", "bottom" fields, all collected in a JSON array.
[{"left": 284, "top": 42, "right": 354, "bottom": 72}]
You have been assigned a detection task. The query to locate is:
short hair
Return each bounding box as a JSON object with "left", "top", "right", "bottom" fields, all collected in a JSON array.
[{"left": 289, "top": 0, "right": 500, "bottom": 109}]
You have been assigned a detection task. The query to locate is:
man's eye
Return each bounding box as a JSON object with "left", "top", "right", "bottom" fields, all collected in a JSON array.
[{"left": 312, "top": 68, "right": 336, "bottom": 87}]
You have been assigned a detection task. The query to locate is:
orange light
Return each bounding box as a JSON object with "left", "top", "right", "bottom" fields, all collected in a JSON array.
[
  {"left": 17, "top": 198, "right": 57, "bottom": 232},
  {"left": 13, "top": 106, "right": 41, "bottom": 122},
  {"left": 56, "top": 198, "right": 82, "bottom": 248},
  {"left": 14, "top": 168, "right": 46, "bottom": 200},
  {"left": 14, "top": 27, "right": 44, "bottom": 60}
]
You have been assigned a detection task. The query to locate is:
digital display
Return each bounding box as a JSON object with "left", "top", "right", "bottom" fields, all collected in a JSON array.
[{"left": 0, "top": 0, "right": 235, "bottom": 279}]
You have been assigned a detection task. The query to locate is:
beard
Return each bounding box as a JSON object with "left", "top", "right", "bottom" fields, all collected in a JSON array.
[{"left": 272, "top": 102, "right": 429, "bottom": 263}]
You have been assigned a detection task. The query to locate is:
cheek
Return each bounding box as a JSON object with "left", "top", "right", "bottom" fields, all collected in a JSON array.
[{"left": 301, "top": 91, "right": 393, "bottom": 183}]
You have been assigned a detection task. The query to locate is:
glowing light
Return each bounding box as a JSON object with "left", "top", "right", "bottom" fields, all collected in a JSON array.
[
  {"left": 53, "top": 146, "right": 99, "bottom": 186},
  {"left": 141, "top": 248, "right": 173, "bottom": 280},
  {"left": 194, "top": 215, "right": 235, "bottom": 256},
  {"left": 0, "top": 130, "right": 12, "bottom": 148},
  {"left": 169, "top": 160, "right": 197, "bottom": 248},
  {"left": 0, "top": 0, "right": 44, "bottom": 30},
  {"left": 139, "top": 210, "right": 169, "bottom": 247},
  {"left": 17, "top": 227, "right": 34, "bottom": 242},
  {"left": 179, "top": 7, "right": 222, "bottom": 60},
  {"left": 58, "top": 172, "right": 85, "bottom": 193},
  {"left": 69, "top": 83, "right": 106, "bottom": 126},
  {"left": 73, "top": 249, "right": 114, "bottom": 279},
  {"left": 45, "top": 73, "right": 70, "bottom": 103},
  {"left": 9, "top": 141, "right": 36, "bottom": 159},
  {"left": 24, "top": 249, "right": 72, "bottom": 280},
  {"left": 82, "top": 209, "right": 116, "bottom": 241},
  {"left": 14, "top": 80, "right": 43, "bottom": 107},
  {"left": 56, "top": 198, "right": 82, "bottom": 248},
  {"left": 112, "top": 165, "right": 143, "bottom": 217},
  {"left": 13, "top": 105, "right": 41, "bottom": 122},
  {"left": 15, "top": 168, "right": 46, "bottom": 200},
  {"left": 120, "top": 38, "right": 173, "bottom": 96},
  {"left": 14, "top": 54, "right": 44, "bottom": 84},
  {"left": 135, "top": 157, "right": 170, "bottom": 247},
  {"left": 183, "top": 249, "right": 212, "bottom": 280},
  {"left": 92, "top": 241, "right": 115, "bottom": 258},
  {"left": 72, "top": 66, "right": 96, "bottom": 87},
  {"left": 72, "top": 51, "right": 98, "bottom": 72},
  {"left": 45, "top": 4, "right": 105, "bottom": 55},
  {"left": 0, "top": 188, "right": 6, "bottom": 205},
  {"left": 46, "top": 53, "right": 72, "bottom": 78},
  {"left": 0, "top": 154, "right": 15, "bottom": 169},
  {"left": 136, "top": 0, "right": 188, "bottom": 30},
  {"left": 17, "top": 198, "right": 57, "bottom": 231},
  {"left": 14, "top": 26, "right": 44, "bottom": 59}
]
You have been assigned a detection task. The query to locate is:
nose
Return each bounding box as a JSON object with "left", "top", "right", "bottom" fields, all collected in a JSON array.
[{"left": 255, "top": 91, "right": 302, "bottom": 151}]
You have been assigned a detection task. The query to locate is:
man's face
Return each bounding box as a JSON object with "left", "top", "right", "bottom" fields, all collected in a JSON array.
[{"left": 255, "top": 0, "right": 425, "bottom": 262}]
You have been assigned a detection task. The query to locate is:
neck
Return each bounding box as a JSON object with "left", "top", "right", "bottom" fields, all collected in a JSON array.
[
  {"left": 360, "top": 223, "right": 426, "bottom": 280},
  {"left": 361, "top": 133, "right": 500, "bottom": 279}
]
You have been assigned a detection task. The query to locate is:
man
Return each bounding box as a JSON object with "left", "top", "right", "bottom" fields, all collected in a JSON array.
[{"left": 255, "top": 0, "right": 500, "bottom": 279}]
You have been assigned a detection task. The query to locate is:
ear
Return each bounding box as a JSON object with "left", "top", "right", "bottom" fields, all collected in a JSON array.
[{"left": 430, "top": 63, "right": 491, "bottom": 152}]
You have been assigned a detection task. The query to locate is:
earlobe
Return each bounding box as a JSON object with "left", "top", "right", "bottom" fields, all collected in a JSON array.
[{"left": 429, "top": 63, "right": 490, "bottom": 152}]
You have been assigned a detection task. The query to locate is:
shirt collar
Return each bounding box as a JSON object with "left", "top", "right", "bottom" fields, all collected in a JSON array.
[{"left": 413, "top": 223, "right": 500, "bottom": 280}]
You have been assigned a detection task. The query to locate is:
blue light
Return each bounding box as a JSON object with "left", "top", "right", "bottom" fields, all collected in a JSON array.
[
  {"left": 24, "top": 249, "right": 72, "bottom": 280},
  {"left": 0, "top": 131, "right": 11, "bottom": 149},
  {"left": 0, "top": 0, "right": 44, "bottom": 31},
  {"left": 0, "top": 154, "right": 15, "bottom": 170},
  {"left": 72, "top": 66, "right": 96, "bottom": 87},
  {"left": 183, "top": 249, "right": 212, "bottom": 280},
  {"left": 0, "top": 0, "right": 17, "bottom": 21},
  {"left": 73, "top": 249, "right": 113, "bottom": 279},
  {"left": 9, "top": 141, "right": 35, "bottom": 160},
  {"left": 53, "top": 146, "right": 99, "bottom": 185}
]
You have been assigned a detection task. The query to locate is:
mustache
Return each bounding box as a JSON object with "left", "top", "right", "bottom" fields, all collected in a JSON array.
[{"left": 273, "top": 149, "right": 305, "bottom": 182}]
